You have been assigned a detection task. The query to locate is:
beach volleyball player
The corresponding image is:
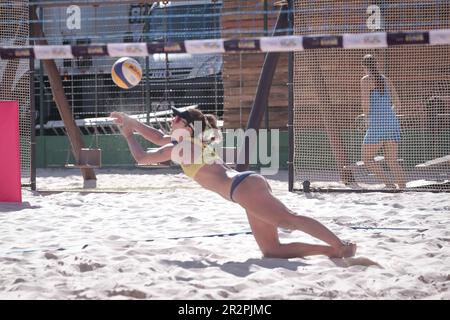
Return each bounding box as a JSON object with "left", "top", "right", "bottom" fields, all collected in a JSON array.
[
  {"left": 360, "top": 54, "right": 406, "bottom": 189},
  {"left": 110, "top": 108, "right": 356, "bottom": 259}
]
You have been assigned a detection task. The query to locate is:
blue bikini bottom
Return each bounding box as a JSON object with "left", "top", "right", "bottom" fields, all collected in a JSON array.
[{"left": 230, "top": 171, "right": 257, "bottom": 202}]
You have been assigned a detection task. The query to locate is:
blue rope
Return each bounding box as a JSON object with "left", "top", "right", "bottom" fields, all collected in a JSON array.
[
  {"left": 1, "top": 231, "right": 253, "bottom": 255},
  {"left": 145, "top": 231, "right": 253, "bottom": 242},
  {"left": 1, "top": 227, "right": 428, "bottom": 255},
  {"left": 350, "top": 226, "right": 428, "bottom": 232}
]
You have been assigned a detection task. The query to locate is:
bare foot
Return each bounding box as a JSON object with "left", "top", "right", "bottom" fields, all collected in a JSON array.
[
  {"left": 340, "top": 241, "right": 357, "bottom": 258},
  {"left": 330, "top": 241, "right": 357, "bottom": 258}
]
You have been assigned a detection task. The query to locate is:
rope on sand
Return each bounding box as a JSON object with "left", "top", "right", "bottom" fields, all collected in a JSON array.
[
  {"left": 1, "top": 231, "right": 253, "bottom": 255},
  {"left": 350, "top": 226, "right": 428, "bottom": 232},
  {"left": 1, "top": 227, "right": 428, "bottom": 255},
  {"left": 144, "top": 231, "right": 253, "bottom": 242}
]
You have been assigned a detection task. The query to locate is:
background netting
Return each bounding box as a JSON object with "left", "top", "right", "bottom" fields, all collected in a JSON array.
[
  {"left": 2, "top": 0, "right": 449, "bottom": 192},
  {"left": 293, "top": 0, "right": 450, "bottom": 191},
  {"left": 35, "top": 1, "right": 224, "bottom": 134},
  {"left": 0, "top": 0, "right": 32, "bottom": 187}
]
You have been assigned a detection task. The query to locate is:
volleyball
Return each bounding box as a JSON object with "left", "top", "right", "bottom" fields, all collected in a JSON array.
[{"left": 111, "top": 57, "right": 142, "bottom": 89}]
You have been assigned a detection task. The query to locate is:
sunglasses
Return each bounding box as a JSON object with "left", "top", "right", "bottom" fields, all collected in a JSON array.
[
  {"left": 172, "top": 115, "right": 193, "bottom": 128},
  {"left": 172, "top": 115, "right": 186, "bottom": 124}
]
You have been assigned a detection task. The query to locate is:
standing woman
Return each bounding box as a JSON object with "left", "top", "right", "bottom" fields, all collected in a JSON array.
[
  {"left": 110, "top": 107, "right": 356, "bottom": 259},
  {"left": 360, "top": 54, "right": 406, "bottom": 189}
]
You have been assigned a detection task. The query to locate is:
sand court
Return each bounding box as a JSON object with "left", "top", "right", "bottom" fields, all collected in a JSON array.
[{"left": 0, "top": 168, "right": 448, "bottom": 299}]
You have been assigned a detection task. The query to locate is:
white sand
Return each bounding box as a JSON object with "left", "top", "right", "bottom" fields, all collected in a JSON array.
[{"left": 0, "top": 168, "right": 449, "bottom": 299}]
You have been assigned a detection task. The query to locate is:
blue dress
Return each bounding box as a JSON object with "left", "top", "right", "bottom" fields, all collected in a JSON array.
[{"left": 363, "top": 83, "right": 401, "bottom": 145}]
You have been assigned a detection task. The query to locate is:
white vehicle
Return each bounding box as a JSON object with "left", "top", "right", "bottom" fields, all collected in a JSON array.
[
  {"left": 37, "top": 1, "right": 224, "bottom": 122},
  {"left": 41, "top": 1, "right": 223, "bottom": 79}
]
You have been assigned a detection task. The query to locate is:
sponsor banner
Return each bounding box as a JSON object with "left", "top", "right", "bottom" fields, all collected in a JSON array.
[
  {"left": 260, "top": 35, "right": 303, "bottom": 52},
  {"left": 72, "top": 44, "right": 108, "bottom": 57},
  {"left": 33, "top": 45, "right": 73, "bottom": 59},
  {"left": 224, "top": 39, "right": 261, "bottom": 52},
  {"left": 0, "top": 47, "right": 34, "bottom": 59},
  {"left": 303, "top": 35, "right": 343, "bottom": 49},
  {"left": 343, "top": 32, "right": 387, "bottom": 49},
  {"left": 184, "top": 39, "right": 225, "bottom": 54},
  {"left": 147, "top": 41, "right": 186, "bottom": 54},
  {"left": 387, "top": 31, "right": 429, "bottom": 46},
  {"left": 1, "top": 29, "right": 449, "bottom": 59},
  {"left": 429, "top": 29, "right": 450, "bottom": 45},
  {"left": 107, "top": 43, "right": 149, "bottom": 57}
]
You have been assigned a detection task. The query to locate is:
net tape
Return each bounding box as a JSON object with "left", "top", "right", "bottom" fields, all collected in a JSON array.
[{"left": 2, "top": 29, "right": 450, "bottom": 59}]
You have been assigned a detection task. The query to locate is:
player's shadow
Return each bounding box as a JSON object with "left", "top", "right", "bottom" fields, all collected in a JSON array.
[
  {"left": 0, "top": 202, "right": 41, "bottom": 213},
  {"left": 161, "top": 258, "right": 309, "bottom": 278}
]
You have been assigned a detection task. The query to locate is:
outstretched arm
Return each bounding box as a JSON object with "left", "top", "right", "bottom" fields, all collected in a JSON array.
[
  {"left": 110, "top": 112, "right": 172, "bottom": 146},
  {"left": 126, "top": 137, "right": 173, "bottom": 165},
  {"left": 112, "top": 113, "right": 173, "bottom": 165}
]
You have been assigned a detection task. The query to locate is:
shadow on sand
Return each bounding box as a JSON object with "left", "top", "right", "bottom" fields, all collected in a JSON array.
[
  {"left": 162, "top": 255, "right": 382, "bottom": 277},
  {"left": 161, "top": 257, "right": 309, "bottom": 278},
  {"left": 0, "top": 202, "right": 41, "bottom": 213}
]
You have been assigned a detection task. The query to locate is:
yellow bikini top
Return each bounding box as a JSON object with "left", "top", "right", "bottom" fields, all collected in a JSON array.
[{"left": 173, "top": 137, "right": 221, "bottom": 178}]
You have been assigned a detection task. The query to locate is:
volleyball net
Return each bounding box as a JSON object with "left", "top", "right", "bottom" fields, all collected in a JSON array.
[
  {"left": 31, "top": 0, "right": 224, "bottom": 131},
  {"left": 1, "top": 0, "right": 449, "bottom": 192},
  {"left": 0, "top": 0, "right": 32, "bottom": 188},
  {"left": 292, "top": 1, "right": 450, "bottom": 192}
]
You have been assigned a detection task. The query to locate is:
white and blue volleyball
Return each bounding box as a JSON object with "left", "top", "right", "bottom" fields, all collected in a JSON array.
[{"left": 111, "top": 57, "right": 143, "bottom": 89}]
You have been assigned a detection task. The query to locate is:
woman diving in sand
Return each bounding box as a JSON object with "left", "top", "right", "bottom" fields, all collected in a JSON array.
[{"left": 110, "top": 107, "right": 356, "bottom": 259}]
